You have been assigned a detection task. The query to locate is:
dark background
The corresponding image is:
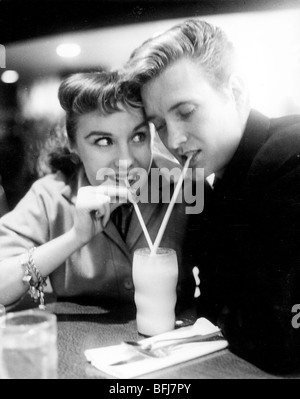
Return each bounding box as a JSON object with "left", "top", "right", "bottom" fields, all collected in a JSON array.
[
  {"left": 1, "top": 0, "right": 300, "bottom": 44},
  {"left": 1, "top": 0, "right": 300, "bottom": 212}
]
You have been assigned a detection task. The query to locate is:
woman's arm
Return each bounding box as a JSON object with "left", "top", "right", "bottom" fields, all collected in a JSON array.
[
  {"left": 0, "top": 229, "right": 84, "bottom": 306},
  {"left": 0, "top": 183, "right": 132, "bottom": 306}
]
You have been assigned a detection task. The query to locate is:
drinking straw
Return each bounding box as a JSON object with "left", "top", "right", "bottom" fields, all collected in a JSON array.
[
  {"left": 151, "top": 154, "right": 193, "bottom": 256},
  {"left": 126, "top": 180, "right": 154, "bottom": 251},
  {"left": 132, "top": 202, "right": 154, "bottom": 251}
]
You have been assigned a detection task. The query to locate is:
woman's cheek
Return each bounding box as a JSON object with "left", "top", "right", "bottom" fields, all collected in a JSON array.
[
  {"left": 84, "top": 160, "right": 108, "bottom": 186},
  {"left": 141, "top": 144, "right": 153, "bottom": 168}
]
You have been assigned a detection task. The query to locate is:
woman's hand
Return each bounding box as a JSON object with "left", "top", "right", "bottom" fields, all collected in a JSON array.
[{"left": 72, "top": 184, "right": 133, "bottom": 247}]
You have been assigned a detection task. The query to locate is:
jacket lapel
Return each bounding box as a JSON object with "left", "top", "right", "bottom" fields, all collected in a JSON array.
[
  {"left": 102, "top": 220, "right": 132, "bottom": 260},
  {"left": 216, "top": 109, "right": 271, "bottom": 195},
  {"left": 126, "top": 200, "right": 158, "bottom": 250}
]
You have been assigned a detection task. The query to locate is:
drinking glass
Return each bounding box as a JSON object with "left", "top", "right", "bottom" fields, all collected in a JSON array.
[
  {"left": 132, "top": 247, "right": 178, "bottom": 336},
  {"left": 0, "top": 310, "right": 58, "bottom": 379},
  {"left": 0, "top": 305, "right": 5, "bottom": 318}
]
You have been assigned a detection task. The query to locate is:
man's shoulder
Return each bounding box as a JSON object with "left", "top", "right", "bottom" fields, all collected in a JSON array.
[
  {"left": 268, "top": 114, "right": 300, "bottom": 146},
  {"left": 266, "top": 113, "right": 300, "bottom": 146},
  {"left": 252, "top": 114, "right": 300, "bottom": 174},
  {"left": 271, "top": 113, "right": 300, "bottom": 129}
]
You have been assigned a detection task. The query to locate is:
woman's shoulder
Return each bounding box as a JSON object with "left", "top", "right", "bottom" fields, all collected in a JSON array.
[
  {"left": 29, "top": 171, "right": 77, "bottom": 201},
  {"left": 31, "top": 171, "right": 68, "bottom": 190}
]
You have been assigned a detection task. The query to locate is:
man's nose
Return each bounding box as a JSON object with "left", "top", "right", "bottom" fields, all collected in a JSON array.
[{"left": 167, "top": 122, "right": 188, "bottom": 151}]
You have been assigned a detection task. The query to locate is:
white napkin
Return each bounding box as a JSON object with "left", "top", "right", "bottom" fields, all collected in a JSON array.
[{"left": 85, "top": 318, "right": 228, "bottom": 379}]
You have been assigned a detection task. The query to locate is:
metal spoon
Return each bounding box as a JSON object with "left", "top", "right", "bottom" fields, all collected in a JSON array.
[{"left": 123, "top": 332, "right": 224, "bottom": 358}]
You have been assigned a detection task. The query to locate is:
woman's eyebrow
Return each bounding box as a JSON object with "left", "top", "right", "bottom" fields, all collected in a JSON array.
[{"left": 84, "top": 131, "right": 113, "bottom": 139}]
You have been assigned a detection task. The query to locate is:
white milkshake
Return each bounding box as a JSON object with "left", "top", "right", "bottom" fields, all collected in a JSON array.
[{"left": 132, "top": 247, "right": 178, "bottom": 336}]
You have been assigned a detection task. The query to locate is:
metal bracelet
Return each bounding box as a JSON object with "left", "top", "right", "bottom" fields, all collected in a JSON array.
[{"left": 21, "top": 247, "right": 47, "bottom": 310}]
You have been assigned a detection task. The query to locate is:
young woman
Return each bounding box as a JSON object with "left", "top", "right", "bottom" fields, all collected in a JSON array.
[{"left": 0, "top": 71, "right": 194, "bottom": 308}]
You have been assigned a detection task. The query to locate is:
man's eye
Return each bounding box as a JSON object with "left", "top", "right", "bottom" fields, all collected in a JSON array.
[
  {"left": 156, "top": 122, "right": 166, "bottom": 133},
  {"left": 132, "top": 132, "right": 146, "bottom": 143},
  {"left": 95, "top": 138, "right": 113, "bottom": 147},
  {"left": 178, "top": 106, "right": 195, "bottom": 119}
]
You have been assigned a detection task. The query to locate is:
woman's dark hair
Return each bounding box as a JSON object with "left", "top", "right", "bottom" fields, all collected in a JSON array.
[{"left": 43, "top": 70, "right": 138, "bottom": 177}]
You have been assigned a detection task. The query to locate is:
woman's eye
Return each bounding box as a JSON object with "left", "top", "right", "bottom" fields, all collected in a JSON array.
[
  {"left": 132, "top": 132, "right": 146, "bottom": 143},
  {"left": 95, "top": 138, "right": 113, "bottom": 147}
]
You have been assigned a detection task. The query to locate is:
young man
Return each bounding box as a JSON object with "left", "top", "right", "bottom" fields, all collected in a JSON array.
[{"left": 124, "top": 19, "right": 300, "bottom": 373}]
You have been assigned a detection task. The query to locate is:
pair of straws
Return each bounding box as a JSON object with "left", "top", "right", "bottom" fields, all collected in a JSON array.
[{"left": 131, "top": 154, "right": 193, "bottom": 256}]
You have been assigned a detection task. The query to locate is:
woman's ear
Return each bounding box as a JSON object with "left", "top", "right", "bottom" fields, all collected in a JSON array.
[
  {"left": 68, "top": 144, "right": 81, "bottom": 165},
  {"left": 70, "top": 148, "right": 79, "bottom": 156},
  {"left": 228, "top": 73, "right": 248, "bottom": 108},
  {"left": 69, "top": 141, "right": 79, "bottom": 156},
  {"left": 70, "top": 150, "right": 81, "bottom": 165}
]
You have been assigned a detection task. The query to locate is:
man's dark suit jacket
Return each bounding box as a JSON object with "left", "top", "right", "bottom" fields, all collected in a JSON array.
[{"left": 193, "top": 109, "right": 300, "bottom": 373}]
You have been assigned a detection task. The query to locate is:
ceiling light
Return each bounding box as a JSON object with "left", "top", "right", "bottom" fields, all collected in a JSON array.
[
  {"left": 56, "top": 43, "right": 81, "bottom": 58},
  {"left": 1, "top": 70, "right": 19, "bottom": 84}
]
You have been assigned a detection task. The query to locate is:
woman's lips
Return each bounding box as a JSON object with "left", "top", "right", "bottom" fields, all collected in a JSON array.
[{"left": 115, "top": 176, "right": 138, "bottom": 186}]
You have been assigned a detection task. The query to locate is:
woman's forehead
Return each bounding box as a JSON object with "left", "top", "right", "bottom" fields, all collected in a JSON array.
[{"left": 76, "top": 108, "right": 147, "bottom": 136}]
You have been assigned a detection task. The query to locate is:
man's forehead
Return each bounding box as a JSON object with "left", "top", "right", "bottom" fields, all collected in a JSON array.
[
  {"left": 141, "top": 60, "right": 203, "bottom": 98},
  {"left": 141, "top": 86, "right": 196, "bottom": 120}
]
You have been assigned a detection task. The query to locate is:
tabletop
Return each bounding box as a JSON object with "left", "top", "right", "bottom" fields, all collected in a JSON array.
[{"left": 10, "top": 293, "right": 299, "bottom": 380}]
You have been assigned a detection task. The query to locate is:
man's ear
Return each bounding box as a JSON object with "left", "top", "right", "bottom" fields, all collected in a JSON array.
[{"left": 228, "top": 73, "right": 248, "bottom": 108}]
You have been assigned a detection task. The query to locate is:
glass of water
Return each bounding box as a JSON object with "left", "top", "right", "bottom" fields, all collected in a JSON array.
[
  {"left": 0, "top": 305, "right": 5, "bottom": 318},
  {"left": 0, "top": 310, "right": 58, "bottom": 379}
]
